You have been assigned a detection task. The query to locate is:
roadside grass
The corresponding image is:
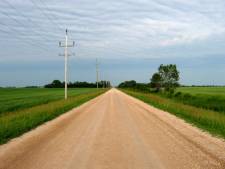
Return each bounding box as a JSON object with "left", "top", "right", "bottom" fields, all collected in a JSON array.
[
  {"left": 173, "top": 87, "right": 225, "bottom": 113},
  {"left": 0, "top": 88, "right": 99, "bottom": 115},
  {"left": 167, "top": 93, "right": 225, "bottom": 113},
  {"left": 121, "top": 89, "right": 225, "bottom": 139},
  {"left": 119, "top": 86, "right": 225, "bottom": 113},
  {"left": 0, "top": 89, "right": 106, "bottom": 144}
]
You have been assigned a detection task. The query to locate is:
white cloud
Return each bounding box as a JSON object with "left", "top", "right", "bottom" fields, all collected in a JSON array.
[{"left": 0, "top": 0, "right": 225, "bottom": 60}]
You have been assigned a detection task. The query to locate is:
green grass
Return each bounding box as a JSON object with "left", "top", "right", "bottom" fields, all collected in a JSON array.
[
  {"left": 0, "top": 88, "right": 100, "bottom": 115},
  {"left": 0, "top": 88, "right": 107, "bottom": 144},
  {"left": 177, "top": 86, "right": 225, "bottom": 96},
  {"left": 122, "top": 89, "right": 225, "bottom": 139},
  {"left": 172, "top": 87, "right": 225, "bottom": 113}
]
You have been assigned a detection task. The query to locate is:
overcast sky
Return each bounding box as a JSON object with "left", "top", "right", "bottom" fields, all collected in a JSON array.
[{"left": 1, "top": 0, "right": 225, "bottom": 86}]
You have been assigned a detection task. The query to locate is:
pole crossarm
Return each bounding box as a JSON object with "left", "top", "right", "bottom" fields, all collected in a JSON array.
[
  {"left": 59, "top": 41, "right": 75, "bottom": 47},
  {"left": 58, "top": 53, "right": 75, "bottom": 57}
]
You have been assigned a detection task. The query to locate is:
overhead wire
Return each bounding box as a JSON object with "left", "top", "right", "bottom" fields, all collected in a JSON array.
[
  {"left": 0, "top": 9, "right": 50, "bottom": 50},
  {"left": 29, "top": 0, "right": 64, "bottom": 33},
  {"left": 37, "top": 0, "right": 80, "bottom": 44},
  {"left": 38, "top": 0, "right": 65, "bottom": 31},
  {"left": 0, "top": 1, "right": 137, "bottom": 59},
  {"left": 2, "top": 0, "right": 63, "bottom": 41},
  {"left": 0, "top": 21, "right": 49, "bottom": 51},
  {"left": 0, "top": 15, "right": 50, "bottom": 48}
]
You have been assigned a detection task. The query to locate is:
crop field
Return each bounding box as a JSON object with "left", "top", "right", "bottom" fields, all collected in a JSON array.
[
  {"left": 167, "top": 87, "right": 225, "bottom": 113},
  {"left": 0, "top": 88, "right": 100, "bottom": 115},
  {"left": 0, "top": 88, "right": 107, "bottom": 144},
  {"left": 177, "top": 87, "right": 225, "bottom": 96}
]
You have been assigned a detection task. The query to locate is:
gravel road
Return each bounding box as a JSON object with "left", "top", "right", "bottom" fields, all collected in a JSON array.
[{"left": 0, "top": 88, "right": 225, "bottom": 169}]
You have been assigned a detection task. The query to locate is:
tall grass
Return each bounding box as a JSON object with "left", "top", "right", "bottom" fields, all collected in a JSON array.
[
  {"left": 172, "top": 87, "right": 225, "bottom": 113},
  {"left": 0, "top": 89, "right": 106, "bottom": 144},
  {"left": 168, "top": 92, "right": 225, "bottom": 113},
  {"left": 125, "top": 86, "right": 225, "bottom": 114},
  {"left": 122, "top": 89, "right": 225, "bottom": 139}
]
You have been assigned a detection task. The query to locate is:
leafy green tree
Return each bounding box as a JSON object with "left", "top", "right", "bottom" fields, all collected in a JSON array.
[
  {"left": 158, "top": 64, "right": 179, "bottom": 91},
  {"left": 118, "top": 80, "right": 136, "bottom": 88},
  {"left": 52, "top": 80, "right": 63, "bottom": 88},
  {"left": 150, "top": 73, "right": 162, "bottom": 92},
  {"left": 45, "top": 80, "right": 63, "bottom": 88}
]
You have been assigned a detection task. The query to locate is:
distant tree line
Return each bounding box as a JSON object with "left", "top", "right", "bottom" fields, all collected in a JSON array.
[
  {"left": 118, "top": 80, "right": 151, "bottom": 92},
  {"left": 118, "top": 64, "right": 180, "bottom": 93},
  {"left": 44, "top": 80, "right": 111, "bottom": 88}
]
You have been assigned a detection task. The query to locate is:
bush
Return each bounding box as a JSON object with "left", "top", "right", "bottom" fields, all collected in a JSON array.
[
  {"left": 183, "top": 93, "right": 192, "bottom": 99},
  {"left": 118, "top": 80, "right": 137, "bottom": 88},
  {"left": 174, "top": 91, "right": 182, "bottom": 97}
]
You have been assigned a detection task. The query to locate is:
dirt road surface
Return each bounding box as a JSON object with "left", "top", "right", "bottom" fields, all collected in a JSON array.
[{"left": 0, "top": 88, "right": 225, "bottom": 169}]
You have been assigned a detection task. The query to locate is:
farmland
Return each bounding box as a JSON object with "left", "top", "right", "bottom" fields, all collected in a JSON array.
[
  {"left": 173, "top": 87, "right": 225, "bottom": 113},
  {"left": 177, "top": 86, "right": 225, "bottom": 96},
  {"left": 0, "top": 88, "right": 100, "bottom": 115},
  {"left": 0, "top": 88, "right": 107, "bottom": 144}
]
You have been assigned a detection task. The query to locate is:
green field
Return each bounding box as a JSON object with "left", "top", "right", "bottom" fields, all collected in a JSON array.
[
  {"left": 177, "top": 87, "right": 225, "bottom": 96},
  {"left": 122, "top": 89, "right": 225, "bottom": 139},
  {"left": 169, "top": 87, "right": 225, "bottom": 113},
  {"left": 0, "top": 88, "right": 107, "bottom": 144},
  {"left": 0, "top": 88, "right": 100, "bottom": 115}
]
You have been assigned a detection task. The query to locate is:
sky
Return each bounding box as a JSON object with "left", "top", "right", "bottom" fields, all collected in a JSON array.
[{"left": 1, "top": 0, "right": 225, "bottom": 86}]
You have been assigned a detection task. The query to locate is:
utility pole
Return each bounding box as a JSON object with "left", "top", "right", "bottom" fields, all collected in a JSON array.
[
  {"left": 59, "top": 29, "right": 75, "bottom": 99},
  {"left": 96, "top": 58, "right": 99, "bottom": 88}
]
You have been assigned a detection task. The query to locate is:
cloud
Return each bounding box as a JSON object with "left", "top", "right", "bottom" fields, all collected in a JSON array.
[{"left": 0, "top": 0, "right": 225, "bottom": 61}]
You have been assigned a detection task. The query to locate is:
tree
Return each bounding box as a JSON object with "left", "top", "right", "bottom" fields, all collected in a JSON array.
[
  {"left": 45, "top": 80, "right": 111, "bottom": 88},
  {"left": 158, "top": 64, "right": 179, "bottom": 91},
  {"left": 118, "top": 80, "right": 136, "bottom": 88},
  {"left": 52, "top": 80, "right": 63, "bottom": 88},
  {"left": 44, "top": 80, "right": 63, "bottom": 88},
  {"left": 150, "top": 73, "right": 162, "bottom": 92}
]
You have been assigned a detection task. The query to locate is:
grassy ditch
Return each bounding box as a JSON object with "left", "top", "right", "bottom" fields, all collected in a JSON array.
[
  {"left": 121, "top": 89, "right": 225, "bottom": 139},
  {"left": 0, "top": 89, "right": 106, "bottom": 144},
  {"left": 123, "top": 86, "right": 225, "bottom": 114},
  {"left": 173, "top": 87, "right": 225, "bottom": 113}
]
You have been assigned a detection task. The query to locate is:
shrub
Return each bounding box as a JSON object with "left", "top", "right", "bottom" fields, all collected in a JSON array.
[{"left": 174, "top": 91, "right": 182, "bottom": 97}]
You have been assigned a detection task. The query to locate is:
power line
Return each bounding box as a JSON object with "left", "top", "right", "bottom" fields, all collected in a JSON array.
[
  {"left": 1, "top": 0, "right": 62, "bottom": 41},
  {"left": 38, "top": 0, "right": 64, "bottom": 31},
  {"left": 37, "top": 0, "right": 78, "bottom": 40},
  {"left": 77, "top": 44, "right": 139, "bottom": 58},
  {"left": 0, "top": 12, "right": 51, "bottom": 51},
  {"left": 0, "top": 10, "right": 50, "bottom": 45},
  {"left": 0, "top": 21, "right": 48, "bottom": 51},
  {"left": 29, "top": 0, "right": 64, "bottom": 33}
]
